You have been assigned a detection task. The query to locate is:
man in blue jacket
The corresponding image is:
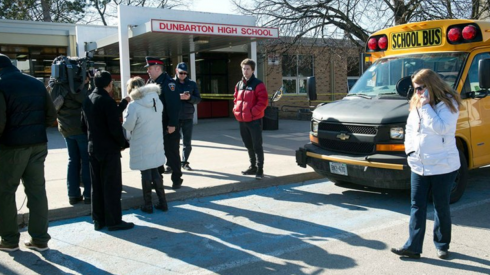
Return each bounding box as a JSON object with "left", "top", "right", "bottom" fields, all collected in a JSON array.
[
  {"left": 0, "top": 54, "right": 57, "bottom": 252},
  {"left": 174, "top": 62, "right": 201, "bottom": 170}
]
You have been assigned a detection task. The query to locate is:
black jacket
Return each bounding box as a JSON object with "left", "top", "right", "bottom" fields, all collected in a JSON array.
[
  {"left": 174, "top": 76, "right": 201, "bottom": 120},
  {"left": 151, "top": 73, "right": 180, "bottom": 128},
  {"left": 0, "top": 66, "right": 56, "bottom": 146},
  {"left": 81, "top": 87, "right": 128, "bottom": 156}
]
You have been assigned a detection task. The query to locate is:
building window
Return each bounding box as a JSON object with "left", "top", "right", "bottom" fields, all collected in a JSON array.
[{"left": 282, "top": 55, "right": 313, "bottom": 94}]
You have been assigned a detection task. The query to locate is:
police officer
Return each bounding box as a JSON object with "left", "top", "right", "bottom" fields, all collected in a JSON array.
[
  {"left": 174, "top": 62, "right": 201, "bottom": 170},
  {"left": 145, "top": 57, "right": 183, "bottom": 189},
  {"left": 0, "top": 54, "right": 57, "bottom": 252}
]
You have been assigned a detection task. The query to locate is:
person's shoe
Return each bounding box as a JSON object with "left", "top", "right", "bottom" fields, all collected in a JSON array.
[
  {"left": 94, "top": 220, "right": 105, "bottom": 231},
  {"left": 24, "top": 240, "right": 49, "bottom": 252},
  {"left": 182, "top": 163, "right": 193, "bottom": 171},
  {"left": 108, "top": 221, "right": 134, "bottom": 231},
  {"left": 164, "top": 166, "right": 173, "bottom": 174},
  {"left": 437, "top": 249, "right": 449, "bottom": 259},
  {"left": 0, "top": 241, "right": 19, "bottom": 252},
  {"left": 140, "top": 204, "right": 153, "bottom": 214},
  {"left": 83, "top": 197, "right": 91, "bottom": 204},
  {"left": 154, "top": 202, "right": 169, "bottom": 212},
  {"left": 242, "top": 166, "right": 257, "bottom": 175},
  {"left": 391, "top": 247, "right": 421, "bottom": 259},
  {"left": 255, "top": 168, "right": 264, "bottom": 180},
  {"left": 69, "top": 196, "right": 83, "bottom": 205},
  {"left": 172, "top": 179, "right": 183, "bottom": 190}
]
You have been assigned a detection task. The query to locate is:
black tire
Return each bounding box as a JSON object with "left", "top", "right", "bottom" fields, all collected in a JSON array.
[{"left": 450, "top": 150, "right": 468, "bottom": 204}]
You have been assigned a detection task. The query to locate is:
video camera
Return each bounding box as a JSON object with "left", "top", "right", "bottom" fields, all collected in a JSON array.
[{"left": 50, "top": 51, "right": 95, "bottom": 94}]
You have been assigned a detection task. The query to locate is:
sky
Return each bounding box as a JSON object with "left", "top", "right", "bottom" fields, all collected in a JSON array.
[{"left": 192, "top": 0, "right": 238, "bottom": 14}]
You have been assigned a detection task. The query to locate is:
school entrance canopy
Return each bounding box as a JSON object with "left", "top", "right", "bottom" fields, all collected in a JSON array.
[{"left": 92, "top": 5, "right": 279, "bottom": 96}]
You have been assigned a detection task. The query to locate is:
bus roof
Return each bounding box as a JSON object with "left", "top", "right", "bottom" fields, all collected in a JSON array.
[{"left": 366, "top": 19, "right": 490, "bottom": 58}]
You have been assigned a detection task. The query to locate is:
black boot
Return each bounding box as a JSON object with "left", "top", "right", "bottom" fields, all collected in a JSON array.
[
  {"left": 153, "top": 175, "right": 168, "bottom": 212},
  {"left": 140, "top": 180, "right": 153, "bottom": 214},
  {"left": 242, "top": 165, "right": 257, "bottom": 175}
]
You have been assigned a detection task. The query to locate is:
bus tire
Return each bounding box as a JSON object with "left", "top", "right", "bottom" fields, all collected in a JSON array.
[{"left": 450, "top": 150, "right": 468, "bottom": 204}]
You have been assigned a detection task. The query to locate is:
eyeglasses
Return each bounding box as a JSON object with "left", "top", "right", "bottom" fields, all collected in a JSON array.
[
  {"left": 414, "top": 85, "right": 426, "bottom": 92},
  {"left": 179, "top": 72, "right": 188, "bottom": 75}
]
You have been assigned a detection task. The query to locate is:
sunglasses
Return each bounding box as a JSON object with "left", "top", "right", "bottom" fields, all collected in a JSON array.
[
  {"left": 179, "top": 72, "right": 188, "bottom": 75},
  {"left": 414, "top": 85, "right": 426, "bottom": 92}
]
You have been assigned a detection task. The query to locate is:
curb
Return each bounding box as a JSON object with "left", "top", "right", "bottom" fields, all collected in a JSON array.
[{"left": 17, "top": 172, "right": 323, "bottom": 226}]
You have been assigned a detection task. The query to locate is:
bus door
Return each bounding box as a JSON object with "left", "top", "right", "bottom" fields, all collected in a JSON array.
[{"left": 461, "top": 50, "right": 490, "bottom": 167}]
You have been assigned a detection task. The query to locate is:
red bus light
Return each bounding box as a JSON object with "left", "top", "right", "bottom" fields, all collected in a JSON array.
[
  {"left": 462, "top": 25, "right": 477, "bottom": 40},
  {"left": 448, "top": 27, "right": 462, "bottom": 42},
  {"left": 368, "top": 38, "right": 378, "bottom": 50},
  {"left": 378, "top": 36, "right": 388, "bottom": 50}
]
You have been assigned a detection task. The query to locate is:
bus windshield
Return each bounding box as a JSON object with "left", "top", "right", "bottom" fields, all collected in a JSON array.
[{"left": 349, "top": 52, "right": 467, "bottom": 97}]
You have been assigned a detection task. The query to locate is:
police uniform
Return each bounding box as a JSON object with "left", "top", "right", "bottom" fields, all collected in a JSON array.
[{"left": 145, "top": 57, "right": 183, "bottom": 188}]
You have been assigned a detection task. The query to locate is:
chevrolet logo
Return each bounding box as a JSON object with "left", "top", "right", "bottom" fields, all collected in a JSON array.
[{"left": 336, "top": 133, "right": 350, "bottom": 141}]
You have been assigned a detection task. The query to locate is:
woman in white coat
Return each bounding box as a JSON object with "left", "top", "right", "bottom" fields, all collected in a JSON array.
[
  {"left": 122, "top": 77, "right": 167, "bottom": 213},
  {"left": 391, "top": 69, "right": 462, "bottom": 260}
]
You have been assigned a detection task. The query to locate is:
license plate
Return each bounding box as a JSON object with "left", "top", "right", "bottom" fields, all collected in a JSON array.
[{"left": 329, "top": 162, "right": 348, "bottom": 176}]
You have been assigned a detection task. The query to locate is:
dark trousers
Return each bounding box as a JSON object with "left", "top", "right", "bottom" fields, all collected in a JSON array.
[
  {"left": 239, "top": 119, "right": 264, "bottom": 168},
  {"left": 0, "top": 144, "right": 51, "bottom": 246},
  {"left": 180, "top": 119, "right": 193, "bottom": 164},
  {"left": 403, "top": 170, "right": 458, "bottom": 253},
  {"left": 65, "top": 134, "right": 91, "bottom": 199},
  {"left": 164, "top": 130, "right": 182, "bottom": 184},
  {"left": 89, "top": 153, "right": 123, "bottom": 227}
]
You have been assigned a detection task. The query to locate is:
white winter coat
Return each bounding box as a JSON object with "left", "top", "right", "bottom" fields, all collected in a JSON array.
[
  {"left": 404, "top": 97, "right": 460, "bottom": 176},
  {"left": 122, "top": 84, "right": 165, "bottom": 171}
]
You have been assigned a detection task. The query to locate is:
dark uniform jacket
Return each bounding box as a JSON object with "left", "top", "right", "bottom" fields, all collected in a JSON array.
[
  {"left": 151, "top": 73, "right": 180, "bottom": 129},
  {"left": 0, "top": 66, "right": 56, "bottom": 147},
  {"left": 174, "top": 76, "right": 201, "bottom": 120},
  {"left": 81, "top": 87, "right": 128, "bottom": 156}
]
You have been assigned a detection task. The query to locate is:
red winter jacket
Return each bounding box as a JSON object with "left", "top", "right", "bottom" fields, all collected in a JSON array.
[{"left": 233, "top": 75, "right": 269, "bottom": 122}]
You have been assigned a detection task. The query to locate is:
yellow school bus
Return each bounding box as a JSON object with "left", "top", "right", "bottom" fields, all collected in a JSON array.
[{"left": 296, "top": 19, "right": 490, "bottom": 203}]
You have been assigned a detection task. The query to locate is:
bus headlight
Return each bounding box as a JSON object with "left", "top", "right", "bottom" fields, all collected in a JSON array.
[
  {"left": 390, "top": 127, "right": 404, "bottom": 139},
  {"left": 312, "top": 121, "right": 319, "bottom": 136}
]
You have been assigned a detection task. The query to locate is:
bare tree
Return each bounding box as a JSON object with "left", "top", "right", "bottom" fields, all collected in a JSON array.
[
  {"left": 233, "top": 0, "right": 490, "bottom": 47},
  {"left": 0, "top": 0, "right": 87, "bottom": 23},
  {"left": 86, "top": 0, "right": 191, "bottom": 26}
]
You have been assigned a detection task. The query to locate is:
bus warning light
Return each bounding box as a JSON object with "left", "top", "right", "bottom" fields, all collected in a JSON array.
[
  {"left": 378, "top": 36, "right": 388, "bottom": 50},
  {"left": 448, "top": 27, "right": 462, "bottom": 43},
  {"left": 368, "top": 38, "right": 378, "bottom": 50},
  {"left": 462, "top": 25, "right": 477, "bottom": 40}
]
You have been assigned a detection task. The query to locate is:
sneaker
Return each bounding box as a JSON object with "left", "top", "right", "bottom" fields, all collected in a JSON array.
[
  {"left": 437, "top": 249, "right": 449, "bottom": 259},
  {"left": 172, "top": 179, "right": 183, "bottom": 190},
  {"left": 154, "top": 202, "right": 169, "bottom": 212},
  {"left": 108, "top": 221, "right": 134, "bottom": 231},
  {"left": 242, "top": 166, "right": 257, "bottom": 175},
  {"left": 69, "top": 196, "right": 83, "bottom": 205},
  {"left": 94, "top": 220, "right": 105, "bottom": 231},
  {"left": 84, "top": 197, "right": 91, "bottom": 204},
  {"left": 390, "top": 247, "right": 420, "bottom": 259},
  {"left": 255, "top": 168, "right": 264, "bottom": 180},
  {"left": 0, "top": 241, "right": 19, "bottom": 252},
  {"left": 24, "top": 240, "right": 49, "bottom": 252},
  {"left": 182, "top": 163, "right": 193, "bottom": 171},
  {"left": 164, "top": 166, "right": 173, "bottom": 174}
]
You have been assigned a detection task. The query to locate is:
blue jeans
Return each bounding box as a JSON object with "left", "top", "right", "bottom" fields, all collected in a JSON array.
[
  {"left": 180, "top": 119, "right": 193, "bottom": 164},
  {"left": 65, "top": 134, "right": 91, "bottom": 199},
  {"left": 403, "top": 170, "right": 458, "bottom": 253}
]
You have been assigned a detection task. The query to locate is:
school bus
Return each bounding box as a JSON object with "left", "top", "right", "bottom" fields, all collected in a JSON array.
[{"left": 296, "top": 19, "right": 490, "bottom": 203}]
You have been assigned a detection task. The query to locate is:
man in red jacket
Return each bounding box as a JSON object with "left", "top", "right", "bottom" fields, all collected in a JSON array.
[{"left": 233, "top": 58, "right": 268, "bottom": 179}]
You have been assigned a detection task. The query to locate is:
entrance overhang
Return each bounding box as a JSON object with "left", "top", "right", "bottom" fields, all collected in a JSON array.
[{"left": 93, "top": 5, "right": 278, "bottom": 97}]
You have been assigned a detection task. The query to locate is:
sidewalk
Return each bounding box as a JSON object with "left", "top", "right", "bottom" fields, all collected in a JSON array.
[{"left": 15, "top": 118, "right": 319, "bottom": 225}]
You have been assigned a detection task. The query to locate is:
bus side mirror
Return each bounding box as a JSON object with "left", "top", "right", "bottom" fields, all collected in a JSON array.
[
  {"left": 307, "top": 76, "right": 317, "bottom": 101},
  {"left": 478, "top": 59, "right": 490, "bottom": 89}
]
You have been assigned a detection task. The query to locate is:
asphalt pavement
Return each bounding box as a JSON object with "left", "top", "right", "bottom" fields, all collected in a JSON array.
[{"left": 15, "top": 118, "right": 320, "bottom": 225}]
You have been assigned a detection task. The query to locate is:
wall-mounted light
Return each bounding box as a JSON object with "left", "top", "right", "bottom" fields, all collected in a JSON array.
[
  {"left": 17, "top": 55, "right": 27, "bottom": 58},
  {"left": 193, "top": 37, "right": 209, "bottom": 44}
]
